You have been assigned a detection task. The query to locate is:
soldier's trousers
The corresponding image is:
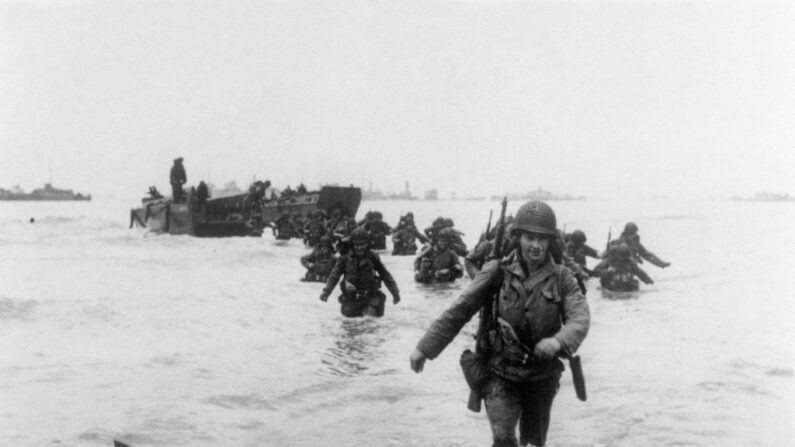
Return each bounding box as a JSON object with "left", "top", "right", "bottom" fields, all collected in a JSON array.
[
  {"left": 338, "top": 292, "right": 385, "bottom": 318},
  {"left": 483, "top": 373, "right": 560, "bottom": 447}
]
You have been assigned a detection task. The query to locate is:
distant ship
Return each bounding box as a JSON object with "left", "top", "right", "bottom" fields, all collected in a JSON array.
[
  {"left": 493, "top": 187, "right": 585, "bottom": 202},
  {"left": 0, "top": 183, "right": 92, "bottom": 201},
  {"left": 732, "top": 191, "right": 793, "bottom": 202}
]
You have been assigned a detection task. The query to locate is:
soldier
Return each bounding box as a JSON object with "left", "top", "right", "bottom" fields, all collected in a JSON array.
[
  {"left": 362, "top": 211, "right": 392, "bottom": 250},
  {"left": 194, "top": 181, "right": 209, "bottom": 212},
  {"left": 169, "top": 157, "right": 187, "bottom": 203},
  {"left": 414, "top": 228, "right": 465, "bottom": 283},
  {"left": 327, "top": 209, "right": 357, "bottom": 240},
  {"left": 272, "top": 213, "right": 295, "bottom": 240},
  {"left": 300, "top": 236, "right": 338, "bottom": 282},
  {"left": 392, "top": 220, "right": 420, "bottom": 255},
  {"left": 302, "top": 210, "right": 328, "bottom": 248},
  {"left": 410, "top": 200, "right": 590, "bottom": 447},
  {"left": 423, "top": 217, "right": 446, "bottom": 243},
  {"left": 615, "top": 222, "right": 671, "bottom": 269},
  {"left": 592, "top": 242, "right": 654, "bottom": 292},
  {"left": 464, "top": 219, "right": 516, "bottom": 279},
  {"left": 565, "top": 230, "right": 599, "bottom": 276},
  {"left": 320, "top": 228, "right": 401, "bottom": 318}
]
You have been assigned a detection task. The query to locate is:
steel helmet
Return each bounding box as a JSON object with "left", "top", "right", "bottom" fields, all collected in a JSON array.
[
  {"left": 624, "top": 222, "right": 639, "bottom": 235},
  {"left": 350, "top": 228, "right": 370, "bottom": 245},
  {"left": 571, "top": 230, "right": 586, "bottom": 244},
  {"left": 614, "top": 242, "right": 631, "bottom": 259},
  {"left": 511, "top": 201, "right": 557, "bottom": 236}
]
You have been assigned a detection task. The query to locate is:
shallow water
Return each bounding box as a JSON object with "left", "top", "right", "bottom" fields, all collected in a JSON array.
[{"left": 0, "top": 198, "right": 792, "bottom": 446}]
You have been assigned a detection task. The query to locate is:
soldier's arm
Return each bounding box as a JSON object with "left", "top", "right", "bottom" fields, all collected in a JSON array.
[
  {"left": 591, "top": 258, "right": 611, "bottom": 277},
  {"left": 554, "top": 269, "right": 591, "bottom": 355},
  {"left": 414, "top": 246, "right": 432, "bottom": 269},
  {"left": 414, "top": 228, "right": 430, "bottom": 244},
  {"left": 415, "top": 260, "right": 502, "bottom": 359},
  {"left": 584, "top": 244, "right": 599, "bottom": 259},
  {"left": 322, "top": 256, "right": 346, "bottom": 295},
  {"left": 300, "top": 252, "right": 315, "bottom": 269},
  {"left": 633, "top": 262, "right": 654, "bottom": 284},
  {"left": 371, "top": 253, "right": 400, "bottom": 299},
  {"left": 450, "top": 251, "right": 464, "bottom": 273},
  {"left": 636, "top": 241, "right": 668, "bottom": 267}
]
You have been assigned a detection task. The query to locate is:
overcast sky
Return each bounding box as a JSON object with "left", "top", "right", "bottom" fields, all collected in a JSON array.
[{"left": 1, "top": 0, "right": 793, "bottom": 200}]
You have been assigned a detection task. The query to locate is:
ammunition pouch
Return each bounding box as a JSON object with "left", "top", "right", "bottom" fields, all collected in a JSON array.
[{"left": 459, "top": 349, "right": 490, "bottom": 392}]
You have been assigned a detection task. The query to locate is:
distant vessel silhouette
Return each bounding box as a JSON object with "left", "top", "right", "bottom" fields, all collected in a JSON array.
[
  {"left": 731, "top": 191, "right": 793, "bottom": 202},
  {"left": 0, "top": 183, "right": 91, "bottom": 201}
]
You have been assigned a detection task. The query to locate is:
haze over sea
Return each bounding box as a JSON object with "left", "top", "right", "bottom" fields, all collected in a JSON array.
[{"left": 1, "top": 197, "right": 792, "bottom": 447}]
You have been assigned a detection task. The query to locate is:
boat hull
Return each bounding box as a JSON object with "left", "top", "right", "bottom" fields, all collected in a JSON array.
[{"left": 129, "top": 185, "right": 361, "bottom": 238}]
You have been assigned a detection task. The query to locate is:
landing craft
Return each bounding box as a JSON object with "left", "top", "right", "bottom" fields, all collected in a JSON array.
[{"left": 129, "top": 183, "right": 361, "bottom": 237}]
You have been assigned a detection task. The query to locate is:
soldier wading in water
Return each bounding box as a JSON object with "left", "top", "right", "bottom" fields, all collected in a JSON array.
[
  {"left": 410, "top": 201, "right": 590, "bottom": 447},
  {"left": 320, "top": 228, "right": 401, "bottom": 317}
]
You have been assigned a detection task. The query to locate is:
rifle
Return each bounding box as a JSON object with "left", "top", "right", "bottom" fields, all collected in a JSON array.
[
  {"left": 605, "top": 227, "right": 612, "bottom": 252},
  {"left": 484, "top": 209, "right": 493, "bottom": 240},
  {"left": 467, "top": 196, "right": 507, "bottom": 412}
]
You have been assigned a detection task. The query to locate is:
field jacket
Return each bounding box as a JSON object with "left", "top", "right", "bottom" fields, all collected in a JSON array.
[{"left": 416, "top": 252, "right": 590, "bottom": 382}]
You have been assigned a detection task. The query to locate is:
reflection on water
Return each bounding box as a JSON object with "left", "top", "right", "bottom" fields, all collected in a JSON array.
[{"left": 320, "top": 318, "right": 390, "bottom": 376}]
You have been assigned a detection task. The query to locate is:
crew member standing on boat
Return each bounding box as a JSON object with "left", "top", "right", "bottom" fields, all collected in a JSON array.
[
  {"left": 320, "top": 228, "right": 401, "bottom": 318},
  {"left": 410, "top": 201, "right": 590, "bottom": 447},
  {"left": 170, "top": 157, "right": 187, "bottom": 203}
]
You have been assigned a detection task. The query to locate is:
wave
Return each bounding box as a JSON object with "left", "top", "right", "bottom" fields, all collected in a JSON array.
[{"left": 0, "top": 296, "right": 38, "bottom": 321}]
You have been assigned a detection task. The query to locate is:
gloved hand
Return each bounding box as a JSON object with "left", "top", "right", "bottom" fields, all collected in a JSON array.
[
  {"left": 393, "top": 294, "right": 401, "bottom": 305},
  {"left": 435, "top": 269, "right": 450, "bottom": 278},
  {"left": 319, "top": 292, "right": 329, "bottom": 302}
]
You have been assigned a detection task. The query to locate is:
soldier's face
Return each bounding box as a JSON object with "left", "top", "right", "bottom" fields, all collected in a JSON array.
[
  {"left": 519, "top": 232, "right": 549, "bottom": 263},
  {"left": 353, "top": 243, "right": 368, "bottom": 256}
]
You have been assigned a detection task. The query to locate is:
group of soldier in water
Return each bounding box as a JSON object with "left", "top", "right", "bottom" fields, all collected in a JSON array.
[
  {"left": 167, "top": 159, "right": 672, "bottom": 447},
  {"left": 284, "top": 199, "right": 670, "bottom": 447}
]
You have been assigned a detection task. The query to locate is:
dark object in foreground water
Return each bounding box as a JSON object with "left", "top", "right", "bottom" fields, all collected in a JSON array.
[{"left": 113, "top": 440, "right": 131, "bottom": 447}]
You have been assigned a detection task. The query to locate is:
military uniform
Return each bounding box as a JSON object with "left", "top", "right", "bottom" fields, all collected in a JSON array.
[
  {"left": 169, "top": 157, "right": 187, "bottom": 203},
  {"left": 392, "top": 221, "right": 420, "bottom": 255},
  {"left": 300, "top": 237, "right": 337, "bottom": 282},
  {"left": 321, "top": 229, "right": 400, "bottom": 318},
  {"left": 414, "top": 244, "right": 464, "bottom": 283},
  {"left": 411, "top": 201, "right": 590, "bottom": 447},
  {"left": 593, "top": 244, "right": 653, "bottom": 292},
  {"left": 273, "top": 213, "right": 295, "bottom": 240},
  {"left": 613, "top": 222, "right": 671, "bottom": 268},
  {"left": 362, "top": 213, "right": 392, "bottom": 250}
]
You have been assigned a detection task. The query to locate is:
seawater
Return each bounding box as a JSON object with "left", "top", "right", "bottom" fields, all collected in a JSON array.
[{"left": 0, "top": 198, "right": 792, "bottom": 447}]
